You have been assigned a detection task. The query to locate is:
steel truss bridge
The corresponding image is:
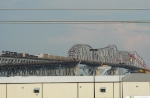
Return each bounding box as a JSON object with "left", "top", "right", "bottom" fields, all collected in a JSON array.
[{"left": 0, "top": 44, "right": 149, "bottom": 76}]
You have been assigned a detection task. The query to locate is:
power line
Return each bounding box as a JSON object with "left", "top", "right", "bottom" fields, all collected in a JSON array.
[
  {"left": 0, "top": 8, "right": 150, "bottom": 10},
  {"left": 0, "top": 20, "right": 150, "bottom": 24}
]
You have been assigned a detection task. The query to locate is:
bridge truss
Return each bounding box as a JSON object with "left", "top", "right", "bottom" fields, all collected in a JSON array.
[
  {"left": 0, "top": 44, "right": 149, "bottom": 76},
  {"left": 68, "top": 44, "right": 149, "bottom": 75},
  {"left": 0, "top": 57, "right": 79, "bottom": 76}
]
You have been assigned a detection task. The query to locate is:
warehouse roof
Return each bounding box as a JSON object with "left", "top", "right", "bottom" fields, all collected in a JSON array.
[
  {"left": 123, "top": 73, "right": 150, "bottom": 82},
  {"left": 0, "top": 76, "right": 120, "bottom": 83}
]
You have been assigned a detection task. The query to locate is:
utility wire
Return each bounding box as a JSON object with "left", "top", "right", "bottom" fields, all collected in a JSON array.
[
  {"left": 0, "top": 8, "right": 150, "bottom": 10},
  {"left": 0, "top": 20, "right": 150, "bottom": 24}
]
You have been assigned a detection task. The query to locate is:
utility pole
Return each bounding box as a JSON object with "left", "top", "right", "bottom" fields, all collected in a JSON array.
[{"left": 89, "top": 49, "right": 98, "bottom": 98}]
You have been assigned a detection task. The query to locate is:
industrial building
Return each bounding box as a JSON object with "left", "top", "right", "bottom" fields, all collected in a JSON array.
[{"left": 0, "top": 73, "right": 150, "bottom": 98}]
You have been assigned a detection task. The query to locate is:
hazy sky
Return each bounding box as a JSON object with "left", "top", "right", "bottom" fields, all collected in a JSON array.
[{"left": 0, "top": 0, "right": 150, "bottom": 67}]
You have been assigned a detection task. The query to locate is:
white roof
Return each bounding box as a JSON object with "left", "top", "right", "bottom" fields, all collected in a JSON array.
[{"left": 0, "top": 76, "right": 120, "bottom": 83}]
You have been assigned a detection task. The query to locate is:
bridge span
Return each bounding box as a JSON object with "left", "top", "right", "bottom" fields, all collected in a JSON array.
[
  {"left": 0, "top": 44, "right": 149, "bottom": 76},
  {"left": 68, "top": 44, "right": 149, "bottom": 70}
]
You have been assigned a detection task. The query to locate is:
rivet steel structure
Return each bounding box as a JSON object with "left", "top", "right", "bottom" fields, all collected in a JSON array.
[
  {"left": 68, "top": 44, "right": 149, "bottom": 74},
  {"left": 0, "top": 44, "right": 149, "bottom": 76}
]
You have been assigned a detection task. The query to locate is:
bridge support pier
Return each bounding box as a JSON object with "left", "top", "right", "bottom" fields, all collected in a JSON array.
[
  {"left": 79, "top": 65, "right": 101, "bottom": 76},
  {"left": 73, "top": 65, "right": 78, "bottom": 76},
  {"left": 103, "top": 67, "right": 119, "bottom": 75},
  {"left": 79, "top": 65, "right": 115, "bottom": 76}
]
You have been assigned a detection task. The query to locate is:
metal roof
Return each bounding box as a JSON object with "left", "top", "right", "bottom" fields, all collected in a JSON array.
[
  {"left": 0, "top": 76, "right": 120, "bottom": 83},
  {"left": 0, "top": 74, "right": 149, "bottom": 83},
  {"left": 122, "top": 73, "right": 150, "bottom": 82}
]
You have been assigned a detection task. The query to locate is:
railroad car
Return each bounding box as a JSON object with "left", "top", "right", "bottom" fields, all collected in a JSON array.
[
  {"left": 36, "top": 54, "right": 68, "bottom": 61},
  {"left": 1, "top": 51, "right": 72, "bottom": 61}
]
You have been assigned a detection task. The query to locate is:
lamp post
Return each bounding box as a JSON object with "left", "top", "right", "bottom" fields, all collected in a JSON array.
[{"left": 89, "top": 49, "right": 98, "bottom": 98}]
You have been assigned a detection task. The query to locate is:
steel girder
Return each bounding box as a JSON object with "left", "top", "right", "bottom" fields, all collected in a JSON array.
[
  {"left": 0, "top": 57, "right": 49, "bottom": 65},
  {"left": 68, "top": 44, "right": 93, "bottom": 61},
  {"left": 68, "top": 44, "right": 147, "bottom": 70},
  {"left": 0, "top": 64, "right": 77, "bottom": 76}
]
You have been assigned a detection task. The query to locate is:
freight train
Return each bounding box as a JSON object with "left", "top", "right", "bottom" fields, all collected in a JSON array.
[
  {"left": 2, "top": 51, "right": 38, "bottom": 58},
  {"left": 1, "top": 51, "right": 70, "bottom": 61},
  {"left": 36, "top": 54, "right": 67, "bottom": 61}
]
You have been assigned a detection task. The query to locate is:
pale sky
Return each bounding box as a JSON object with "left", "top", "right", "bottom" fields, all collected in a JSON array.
[{"left": 0, "top": 0, "right": 150, "bottom": 67}]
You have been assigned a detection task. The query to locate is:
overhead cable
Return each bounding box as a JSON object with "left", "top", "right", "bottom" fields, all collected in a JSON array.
[
  {"left": 0, "top": 20, "right": 150, "bottom": 24},
  {"left": 0, "top": 8, "right": 150, "bottom": 10}
]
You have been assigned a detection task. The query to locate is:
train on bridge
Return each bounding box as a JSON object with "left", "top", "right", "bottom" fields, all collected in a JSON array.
[
  {"left": 1, "top": 51, "right": 70, "bottom": 61},
  {"left": 0, "top": 44, "right": 149, "bottom": 77}
]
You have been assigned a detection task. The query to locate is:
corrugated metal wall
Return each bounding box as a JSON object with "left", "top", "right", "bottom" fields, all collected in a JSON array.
[
  {"left": 7, "top": 84, "right": 42, "bottom": 98},
  {"left": 43, "top": 83, "right": 77, "bottom": 98},
  {"left": 123, "top": 82, "right": 150, "bottom": 98},
  {"left": 95, "top": 83, "right": 114, "bottom": 98},
  {"left": 78, "top": 83, "right": 94, "bottom": 98},
  {"left": 114, "top": 83, "right": 120, "bottom": 98},
  {"left": 1, "top": 82, "right": 150, "bottom": 98},
  {"left": 0, "top": 84, "right": 6, "bottom": 98}
]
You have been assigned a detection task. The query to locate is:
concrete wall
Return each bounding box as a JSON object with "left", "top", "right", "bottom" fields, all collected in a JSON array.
[{"left": 0, "top": 82, "right": 150, "bottom": 98}]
